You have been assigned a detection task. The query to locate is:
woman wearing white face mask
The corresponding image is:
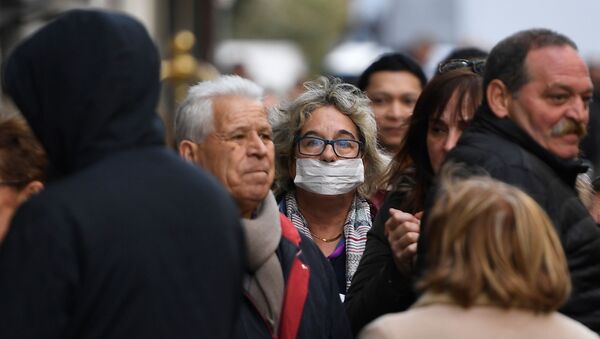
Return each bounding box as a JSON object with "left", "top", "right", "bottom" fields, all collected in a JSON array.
[{"left": 271, "top": 77, "right": 388, "bottom": 296}]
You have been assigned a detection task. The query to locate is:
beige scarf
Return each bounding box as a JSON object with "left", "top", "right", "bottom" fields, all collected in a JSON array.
[{"left": 241, "top": 191, "right": 284, "bottom": 334}]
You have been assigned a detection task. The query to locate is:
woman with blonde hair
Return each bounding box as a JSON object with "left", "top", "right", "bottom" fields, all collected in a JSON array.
[{"left": 359, "top": 175, "right": 598, "bottom": 339}]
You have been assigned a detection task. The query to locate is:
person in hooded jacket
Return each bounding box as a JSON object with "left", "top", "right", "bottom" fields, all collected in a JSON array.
[{"left": 0, "top": 9, "right": 244, "bottom": 339}]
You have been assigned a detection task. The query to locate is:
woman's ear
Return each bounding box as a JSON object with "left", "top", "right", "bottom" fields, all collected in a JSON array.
[{"left": 486, "top": 79, "right": 512, "bottom": 118}]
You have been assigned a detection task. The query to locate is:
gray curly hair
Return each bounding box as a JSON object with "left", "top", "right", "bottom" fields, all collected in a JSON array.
[{"left": 270, "top": 76, "right": 388, "bottom": 197}]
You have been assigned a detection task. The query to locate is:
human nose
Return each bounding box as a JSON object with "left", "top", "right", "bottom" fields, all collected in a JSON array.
[
  {"left": 320, "top": 142, "right": 337, "bottom": 162},
  {"left": 386, "top": 101, "right": 407, "bottom": 120},
  {"left": 444, "top": 128, "right": 461, "bottom": 152},
  {"left": 247, "top": 131, "right": 268, "bottom": 156},
  {"left": 566, "top": 96, "right": 589, "bottom": 122}
]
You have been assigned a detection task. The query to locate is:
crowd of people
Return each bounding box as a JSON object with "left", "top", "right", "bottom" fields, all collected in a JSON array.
[{"left": 0, "top": 8, "right": 599, "bottom": 339}]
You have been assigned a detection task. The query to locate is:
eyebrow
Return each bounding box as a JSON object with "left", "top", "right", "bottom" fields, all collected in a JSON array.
[
  {"left": 545, "top": 82, "right": 593, "bottom": 94},
  {"left": 302, "top": 129, "right": 358, "bottom": 139},
  {"left": 222, "top": 122, "right": 271, "bottom": 134}
]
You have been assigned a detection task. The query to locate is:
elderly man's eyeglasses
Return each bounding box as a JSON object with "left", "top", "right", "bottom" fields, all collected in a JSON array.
[
  {"left": 295, "top": 136, "right": 363, "bottom": 159},
  {"left": 438, "top": 58, "right": 486, "bottom": 74}
]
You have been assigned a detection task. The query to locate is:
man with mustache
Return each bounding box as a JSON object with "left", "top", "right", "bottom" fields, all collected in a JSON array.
[
  {"left": 175, "top": 75, "right": 352, "bottom": 338},
  {"left": 421, "top": 29, "right": 600, "bottom": 333}
]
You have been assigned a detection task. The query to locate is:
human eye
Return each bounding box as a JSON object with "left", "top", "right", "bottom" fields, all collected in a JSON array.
[
  {"left": 299, "top": 137, "right": 324, "bottom": 155},
  {"left": 259, "top": 129, "right": 273, "bottom": 142},
  {"left": 300, "top": 137, "right": 325, "bottom": 151},
  {"left": 547, "top": 92, "right": 570, "bottom": 105},
  {"left": 230, "top": 133, "right": 246, "bottom": 141},
  {"left": 429, "top": 121, "right": 448, "bottom": 135},
  {"left": 336, "top": 139, "right": 361, "bottom": 152},
  {"left": 401, "top": 95, "right": 418, "bottom": 108},
  {"left": 370, "top": 96, "right": 389, "bottom": 106},
  {"left": 335, "top": 139, "right": 354, "bottom": 149},
  {"left": 302, "top": 137, "right": 322, "bottom": 147}
]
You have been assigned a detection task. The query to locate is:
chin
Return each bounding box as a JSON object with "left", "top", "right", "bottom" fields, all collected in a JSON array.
[
  {"left": 552, "top": 147, "right": 580, "bottom": 160},
  {"left": 247, "top": 187, "right": 271, "bottom": 201}
]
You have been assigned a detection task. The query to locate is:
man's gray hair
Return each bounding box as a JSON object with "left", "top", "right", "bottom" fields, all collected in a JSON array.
[{"left": 174, "top": 75, "right": 264, "bottom": 144}]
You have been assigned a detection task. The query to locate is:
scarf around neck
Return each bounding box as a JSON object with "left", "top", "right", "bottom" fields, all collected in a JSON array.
[
  {"left": 282, "top": 191, "right": 372, "bottom": 291},
  {"left": 241, "top": 191, "right": 284, "bottom": 333}
]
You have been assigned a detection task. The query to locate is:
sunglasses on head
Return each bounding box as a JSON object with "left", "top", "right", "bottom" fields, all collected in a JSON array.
[{"left": 438, "top": 58, "right": 486, "bottom": 74}]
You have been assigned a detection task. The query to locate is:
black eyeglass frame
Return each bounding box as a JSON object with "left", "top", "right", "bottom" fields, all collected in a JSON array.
[
  {"left": 294, "top": 135, "right": 364, "bottom": 159},
  {"left": 438, "top": 58, "right": 486, "bottom": 74}
]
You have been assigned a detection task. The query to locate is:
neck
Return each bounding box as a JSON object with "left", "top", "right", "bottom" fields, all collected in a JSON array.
[
  {"left": 295, "top": 188, "right": 354, "bottom": 235},
  {"left": 239, "top": 200, "right": 261, "bottom": 219}
]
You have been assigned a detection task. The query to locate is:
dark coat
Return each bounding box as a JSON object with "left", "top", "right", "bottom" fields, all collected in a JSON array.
[
  {"left": 0, "top": 9, "right": 245, "bottom": 339},
  {"left": 237, "top": 214, "right": 352, "bottom": 339},
  {"left": 344, "top": 192, "right": 418, "bottom": 336},
  {"left": 422, "top": 105, "right": 600, "bottom": 333}
]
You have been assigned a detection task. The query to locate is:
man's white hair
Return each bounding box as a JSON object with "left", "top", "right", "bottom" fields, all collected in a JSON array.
[{"left": 174, "top": 75, "right": 264, "bottom": 144}]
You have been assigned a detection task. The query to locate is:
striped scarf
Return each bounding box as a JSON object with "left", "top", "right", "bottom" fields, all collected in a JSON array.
[{"left": 281, "top": 191, "right": 372, "bottom": 291}]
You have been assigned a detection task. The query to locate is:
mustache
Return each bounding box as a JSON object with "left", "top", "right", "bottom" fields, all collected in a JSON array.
[{"left": 550, "top": 118, "right": 587, "bottom": 138}]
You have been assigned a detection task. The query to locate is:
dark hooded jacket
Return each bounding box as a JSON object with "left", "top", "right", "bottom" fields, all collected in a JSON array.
[
  {"left": 420, "top": 105, "right": 600, "bottom": 333},
  {"left": 0, "top": 9, "right": 244, "bottom": 339}
]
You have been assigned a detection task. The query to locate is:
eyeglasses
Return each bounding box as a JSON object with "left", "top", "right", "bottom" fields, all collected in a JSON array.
[
  {"left": 438, "top": 58, "right": 485, "bottom": 74},
  {"left": 295, "top": 136, "right": 363, "bottom": 159}
]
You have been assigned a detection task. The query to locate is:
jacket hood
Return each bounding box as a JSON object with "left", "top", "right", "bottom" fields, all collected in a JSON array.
[{"left": 3, "top": 9, "right": 164, "bottom": 179}]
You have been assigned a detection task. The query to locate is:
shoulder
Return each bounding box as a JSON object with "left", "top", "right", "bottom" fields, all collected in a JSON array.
[
  {"left": 358, "top": 311, "right": 421, "bottom": 339},
  {"left": 548, "top": 313, "right": 600, "bottom": 338},
  {"left": 449, "top": 130, "right": 522, "bottom": 170}
]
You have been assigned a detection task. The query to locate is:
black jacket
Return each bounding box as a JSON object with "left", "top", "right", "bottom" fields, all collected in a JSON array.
[
  {"left": 422, "top": 105, "right": 600, "bottom": 333},
  {"left": 0, "top": 10, "right": 245, "bottom": 339},
  {"left": 237, "top": 215, "right": 352, "bottom": 338},
  {"left": 344, "top": 191, "right": 418, "bottom": 335}
]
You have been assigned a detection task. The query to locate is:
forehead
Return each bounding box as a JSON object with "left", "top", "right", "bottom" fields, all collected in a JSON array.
[
  {"left": 524, "top": 45, "right": 592, "bottom": 89},
  {"left": 367, "top": 71, "right": 422, "bottom": 91},
  {"left": 432, "top": 88, "right": 476, "bottom": 123},
  {"left": 212, "top": 95, "right": 268, "bottom": 130},
  {"left": 301, "top": 106, "right": 359, "bottom": 135}
]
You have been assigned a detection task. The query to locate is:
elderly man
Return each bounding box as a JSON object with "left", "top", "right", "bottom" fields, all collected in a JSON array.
[
  {"left": 424, "top": 29, "right": 600, "bottom": 332},
  {"left": 175, "top": 75, "right": 352, "bottom": 338},
  {"left": 0, "top": 10, "right": 244, "bottom": 339}
]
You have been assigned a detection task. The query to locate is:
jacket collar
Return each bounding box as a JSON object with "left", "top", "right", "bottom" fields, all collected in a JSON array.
[{"left": 471, "top": 104, "right": 588, "bottom": 187}]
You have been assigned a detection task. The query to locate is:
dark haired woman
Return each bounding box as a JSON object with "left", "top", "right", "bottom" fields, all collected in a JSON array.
[{"left": 345, "top": 64, "right": 484, "bottom": 334}]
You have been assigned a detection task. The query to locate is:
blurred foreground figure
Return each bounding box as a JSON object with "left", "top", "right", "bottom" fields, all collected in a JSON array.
[
  {"left": 360, "top": 175, "right": 598, "bottom": 339},
  {"left": 0, "top": 116, "right": 46, "bottom": 242},
  {"left": 0, "top": 9, "right": 244, "bottom": 339}
]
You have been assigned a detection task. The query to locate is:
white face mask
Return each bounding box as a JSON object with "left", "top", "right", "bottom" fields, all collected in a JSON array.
[{"left": 294, "top": 158, "right": 364, "bottom": 195}]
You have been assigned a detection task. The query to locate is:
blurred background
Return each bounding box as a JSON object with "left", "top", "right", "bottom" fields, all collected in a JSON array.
[{"left": 2, "top": 0, "right": 600, "bottom": 140}]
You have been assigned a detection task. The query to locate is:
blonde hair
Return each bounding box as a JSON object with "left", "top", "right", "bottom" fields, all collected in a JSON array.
[
  {"left": 271, "top": 76, "right": 388, "bottom": 197},
  {"left": 419, "top": 172, "right": 571, "bottom": 312}
]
